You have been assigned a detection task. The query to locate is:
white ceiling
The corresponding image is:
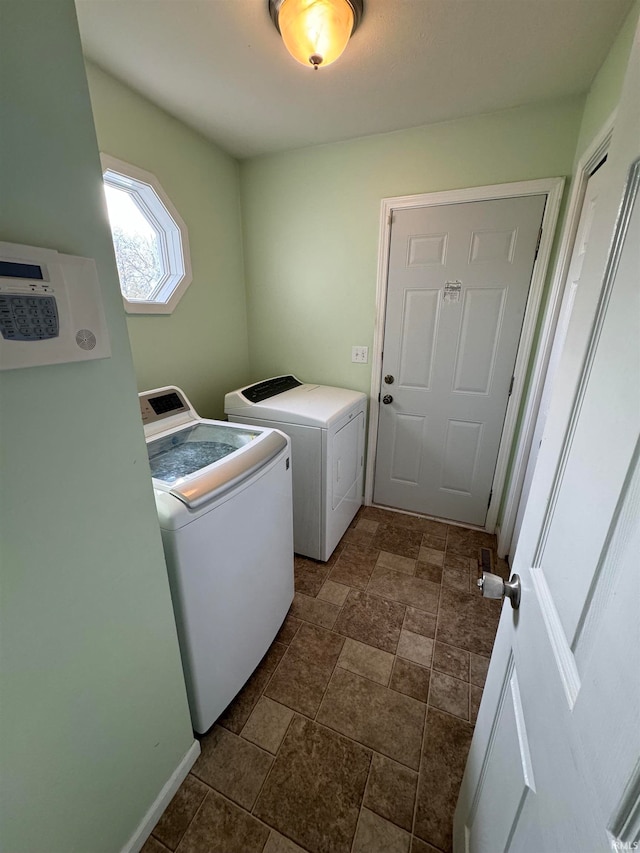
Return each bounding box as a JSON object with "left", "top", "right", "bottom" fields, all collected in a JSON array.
[{"left": 75, "top": 0, "right": 633, "bottom": 159}]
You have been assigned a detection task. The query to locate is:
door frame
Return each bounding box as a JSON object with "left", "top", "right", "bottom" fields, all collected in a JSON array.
[
  {"left": 496, "top": 113, "right": 616, "bottom": 557},
  {"left": 364, "top": 177, "right": 564, "bottom": 532}
]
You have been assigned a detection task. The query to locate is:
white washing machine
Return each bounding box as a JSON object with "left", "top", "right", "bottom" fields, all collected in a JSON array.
[
  {"left": 139, "top": 386, "right": 294, "bottom": 734},
  {"left": 225, "top": 376, "right": 367, "bottom": 562}
]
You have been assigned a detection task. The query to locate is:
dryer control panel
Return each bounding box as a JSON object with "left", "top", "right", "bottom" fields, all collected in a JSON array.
[{"left": 241, "top": 375, "right": 302, "bottom": 403}]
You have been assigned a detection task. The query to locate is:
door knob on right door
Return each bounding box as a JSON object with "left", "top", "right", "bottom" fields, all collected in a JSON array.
[
  {"left": 382, "top": 395, "right": 393, "bottom": 404},
  {"left": 477, "top": 571, "right": 521, "bottom": 609}
]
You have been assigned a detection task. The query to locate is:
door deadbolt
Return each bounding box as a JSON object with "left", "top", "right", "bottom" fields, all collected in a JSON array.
[
  {"left": 477, "top": 571, "right": 521, "bottom": 609},
  {"left": 382, "top": 395, "right": 393, "bottom": 404},
  {"left": 384, "top": 374, "right": 395, "bottom": 384}
]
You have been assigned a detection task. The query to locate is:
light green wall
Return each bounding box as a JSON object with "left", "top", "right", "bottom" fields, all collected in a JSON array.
[
  {"left": 239, "top": 97, "right": 584, "bottom": 395},
  {"left": 0, "top": 3, "right": 194, "bottom": 852},
  {"left": 575, "top": 0, "right": 640, "bottom": 157},
  {"left": 86, "top": 61, "right": 250, "bottom": 419}
]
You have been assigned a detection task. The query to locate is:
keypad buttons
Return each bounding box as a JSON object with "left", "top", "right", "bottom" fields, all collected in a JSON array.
[{"left": 0, "top": 294, "right": 59, "bottom": 341}]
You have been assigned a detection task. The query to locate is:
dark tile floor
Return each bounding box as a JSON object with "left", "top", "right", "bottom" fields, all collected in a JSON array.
[{"left": 142, "top": 507, "right": 506, "bottom": 853}]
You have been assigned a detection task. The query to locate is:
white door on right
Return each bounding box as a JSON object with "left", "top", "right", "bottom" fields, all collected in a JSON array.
[
  {"left": 455, "top": 23, "right": 640, "bottom": 853},
  {"left": 373, "top": 194, "right": 546, "bottom": 526}
]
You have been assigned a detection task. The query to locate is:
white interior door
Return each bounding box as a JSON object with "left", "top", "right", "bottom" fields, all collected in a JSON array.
[
  {"left": 510, "top": 159, "right": 609, "bottom": 557},
  {"left": 455, "top": 25, "right": 640, "bottom": 853},
  {"left": 373, "top": 195, "right": 546, "bottom": 526}
]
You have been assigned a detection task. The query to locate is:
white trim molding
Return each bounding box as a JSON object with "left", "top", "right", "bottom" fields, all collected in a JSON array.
[
  {"left": 120, "top": 739, "right": 200, "bottom": 853},
  {"left": 365, "top": 177, "right": 565, "bottom": 535},
  {"left": 497, "top": 113, "right": 616, "bottom": 557}
]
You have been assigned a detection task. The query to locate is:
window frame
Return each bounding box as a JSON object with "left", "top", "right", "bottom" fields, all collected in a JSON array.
[{"left": 101, "top": 154, "right": 192, "bottom": 315}]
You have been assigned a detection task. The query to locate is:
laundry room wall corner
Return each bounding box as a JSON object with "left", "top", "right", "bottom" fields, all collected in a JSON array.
[
  {"left": 575, "top": 0, "right": 640, "bottom": 158},
  {"left": 0, "top": 3, "right": 196, "bottom": 852},
  {"left": 85, "top": 60, "right": 251, "bottom": 419}
]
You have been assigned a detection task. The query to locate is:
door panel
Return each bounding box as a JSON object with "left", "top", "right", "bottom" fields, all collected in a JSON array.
[
  {"left": 453, "top": 288, "right": 506, "bottom": 394},
  {"left": 454, "top": 27, "right": 640, "bottom": 852},
  {"left": 441, "top": 420, "right": 482, "bottom": 495},
  {"left": 466, "top": 656, "right": 535, "bottom": 853},
  {"left": 408, "top": 232, "right": 448, "bottom": 266},
  {"left": 468, "top": 227, "right": 517, "bottom": 264},
  {"left": 390, "top": 413, "right": 426, "bottom": 483},
  {"left": 398, "top": 289, "right": 439, "bottom": 388},
  {"left": 374, "top": 195, "right": 546, "bottom": 525}
]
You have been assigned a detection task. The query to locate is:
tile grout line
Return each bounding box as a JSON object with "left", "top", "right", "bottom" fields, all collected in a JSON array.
[
  {"left": 197, "top": 708, "right": 313, "bottom": 851},
  {"left": 185, "top": 781, "right": 312, "bottom": 853},
  {"left": 276, "top": 567, "right": 354, "bottom": 727},
  {"left": 258, "top": 642, "right": 293, "bottom": 700},
  {"left": 349, "top": 754, "right": 375, "bottom": 853},
  {"left": 310, "top": 711, "right": 423, "bottom": 775},
  {"left": 297, "top": 567, "right": 445, "bottom": 625},
  {"left": 149, "top": 833, "right": 174, "bottom": 852},
  {"left": 171, "top": 775, "right": 215, "bottom": 853},
  {"left": 312, "top": 626, "right": 348, "bottom": 723},
  {"left": 249, "top": 711, "right": 298, "bottom": 821},
  {"left": 334, "top": 660, "right": 394, "bottom": 692},
  {"left": 339, "top": 584, "right": 429, "bottom": 619},
  {"left": 410, "top": 523, "right": 449, "bottom": 848},
  {"left": 431, "top": 666, "right": 472, "bottom": 688}
]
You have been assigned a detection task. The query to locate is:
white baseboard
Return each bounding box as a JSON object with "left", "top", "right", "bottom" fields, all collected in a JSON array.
[{"left": 121, "top": 739, "right": 201, "bottom": 853}]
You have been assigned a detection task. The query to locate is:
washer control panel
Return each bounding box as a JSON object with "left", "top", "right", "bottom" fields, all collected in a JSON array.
[{"left": 139, "top": 388, "right": 190, "bottom": 426}]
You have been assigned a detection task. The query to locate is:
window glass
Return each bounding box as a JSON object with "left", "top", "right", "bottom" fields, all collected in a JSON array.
[{"left": 104, "top": 184, "right": 163, "bottom": 301}]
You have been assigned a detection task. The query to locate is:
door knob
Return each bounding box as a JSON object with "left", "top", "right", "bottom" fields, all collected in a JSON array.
[
  {"left": 477, "top": 571, "right": 521, "bottom": 609},
  {"left": 382, "top": 395, "right": 393, "bottom": 404},
  {"left": 384, "top": 375, "right": 395, "bottom": 384}
]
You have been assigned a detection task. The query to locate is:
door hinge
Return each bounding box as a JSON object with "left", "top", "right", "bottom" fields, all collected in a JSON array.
[
  {"left": 534, "top": 225, "right": 543, "bottom": 259},
  {"left": 388, "top": 212, "right": 394, "bottom": 226},
  {"left": 508, "top": 375, "right": 515, "bottom": 397},
  {"left": 487, "top": 490, "right": 493, "bottom": 509}
]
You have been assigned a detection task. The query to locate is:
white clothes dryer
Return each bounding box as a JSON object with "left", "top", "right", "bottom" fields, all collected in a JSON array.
[
  {"left": 140, "top": 386, "right": 294, "bottom": 734},
  {"left": 225, "top": 376, "right": 367, "bottom": 562}
]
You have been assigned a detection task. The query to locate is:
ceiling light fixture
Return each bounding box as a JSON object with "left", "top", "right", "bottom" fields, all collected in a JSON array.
[{"left": 269, "top": 0, "right": 363, "bottom": 70}]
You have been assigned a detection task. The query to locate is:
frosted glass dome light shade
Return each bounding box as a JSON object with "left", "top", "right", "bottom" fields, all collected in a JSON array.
[{"left": 269, "top": 0, "right": 363, "bottom": 69}]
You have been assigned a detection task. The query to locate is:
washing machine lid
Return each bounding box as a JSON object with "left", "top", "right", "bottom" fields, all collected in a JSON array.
[
  {"left": 146, "top": 421, "right": 286, "bottom": 509},
  {"left": 225, "top": 376, "right": 367, "bottom": 428}
]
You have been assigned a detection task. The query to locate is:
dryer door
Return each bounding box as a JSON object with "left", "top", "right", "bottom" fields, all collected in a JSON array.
[
  {"left": 332, "top": 413, "right": 363, "bottom": 510},
  {"left": 326, "top": 410, "right": 365, "bottom": 558}
]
